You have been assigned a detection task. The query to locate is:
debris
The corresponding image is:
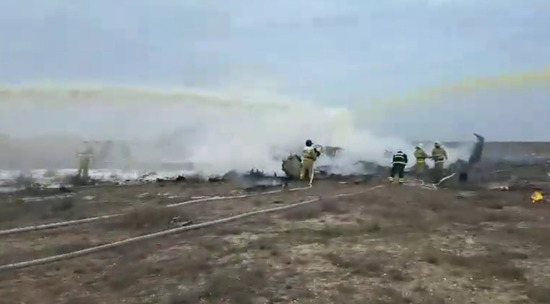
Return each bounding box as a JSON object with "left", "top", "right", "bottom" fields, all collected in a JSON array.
[
  {"left": 169, "top": 217, "right": 192, "bottom": 227},
  {"left": 82, "top": 195, "right": 95, "bottom": 201},
  {"left": 222, "top": 170, "right": 240, "bottom": 182},
  {"left": 468, "top": 133, "right": 485, "bottom": 165},
  {"left": 324, "top": 146, "right": 343, "bottom": 157},
  {"left": 139, "top": 172, "right": 156, "bottom": 179},
  {"left": 137, "top": 193, "right": 150, "bottom": 198},
  {"left": 487, "top": 182, "right": 510, "bottom": 191},
  {"left": 248, "top": 169, "right": 265, "bottom": 177},
  {"left": 156, "top": 175, "right": 187, "bottom": 183},
  {"left": 281, "top": 155, "right": 302, "bottom": 180},
  {"left": 208, "top": 176, "right": 223, "bottom": 182},
  {"left": 458, "top": 172, "right": 468, "bottom": 183},
  {"left": 531, "top": 190, "right": 544, "bottom": 203},
  {"left": 58, "top": 186, "right": 72, "bottom": 193}
]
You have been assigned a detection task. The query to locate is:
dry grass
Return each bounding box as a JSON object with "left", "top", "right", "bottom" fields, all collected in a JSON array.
[
  {"left": 370, "top": 286, "right": 448, "bottom": 304},
  {"left": 281, "top": 203, "right": 323, "bottom": 220},
  {"left": 161, "top": 262, "right": 271, "bottom": 304},
  {"left": 324, "top": 251, "right": 391, "bottom": 277},
  {"left": 1, "top": 179, "right": 550, "bottom": 304},
  {"left": 110, "top": 206, "right": 193, "bottom": 230},
  {"left": 280, "top": 197, "right": 347, "bottom": 220},
  {"left": 526, "top": 285, "right": 550, "bottom": 303},
  {"left": 109, "top": 253, "right": 212, "bottom": 291},
  {"left": 62, "top": 296, "right": 98, "bottom": 304},
  {"left": 0, "top": 238, "right": 97, "bottom": 265},
  {"left": 420, "top": 247, "right": 526, "bottom": 281},
  {"left": 0, "top": 197, "right": 79, "bottom": 225}
]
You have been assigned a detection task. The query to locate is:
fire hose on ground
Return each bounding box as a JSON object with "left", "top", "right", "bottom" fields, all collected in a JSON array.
[
  {"left": 0, "top": 184, "right": 313, "bottom": 236},
  {"left": 0, "top": 185, "right": 385, "bottom": 272}
]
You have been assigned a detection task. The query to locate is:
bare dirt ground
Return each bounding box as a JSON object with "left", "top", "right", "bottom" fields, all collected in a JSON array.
[{"left": 0, "top": 177, "right": 549, "bottom": 304}]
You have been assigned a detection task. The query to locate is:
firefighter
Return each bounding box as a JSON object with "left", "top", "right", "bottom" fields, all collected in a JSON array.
[
  {"left": 389, "top": 150, "right": 408, "bottom": 184},
  {"left": 300, "top": 139, "right": 322, "bottom": 185},
  {"left": 431, "top": 141, "right": 448, "bottom": 183},
  {"left": 77, "top": 141, "right": 94, "bottom": 180},
  {"left": 413, "top": 144, "right": 429, "bottom": 178}
]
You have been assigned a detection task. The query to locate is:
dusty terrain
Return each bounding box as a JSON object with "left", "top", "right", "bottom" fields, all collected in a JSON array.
[{"left": 0, "top": 173, "right": 549, "bottom": 304}]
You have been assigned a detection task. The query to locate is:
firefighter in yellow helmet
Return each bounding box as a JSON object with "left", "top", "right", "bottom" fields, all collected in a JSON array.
[
  {"left": 431, "top": 141, "right": 448, "bottom": 183},
  {"left": 413, "top": 144, "right": 429, "bottom": 178},
  {"left": 300, "top": 139, "right": 322, "bottom": 185},
  {"left": 77, "top": 141, "right": 94, "bottom": 180}
]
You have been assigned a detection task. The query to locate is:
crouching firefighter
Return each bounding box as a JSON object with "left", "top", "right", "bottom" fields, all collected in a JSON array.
[
  {"left": 389, "top": 150, "right": 408, "bottom": 184},
  {"left": 300, "top": 139, "right": 322, "bottom": 185}
]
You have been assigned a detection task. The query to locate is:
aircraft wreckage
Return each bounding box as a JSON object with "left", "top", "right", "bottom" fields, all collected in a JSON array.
[
  {"left": 227, "top": 133, "right": 488, "bottom": 190},
  {"left": 7, "top": 132, "right": 549, "bottom": 195},
  {"left": 280, "top": 134, "right": 483, "bottom": 182}
]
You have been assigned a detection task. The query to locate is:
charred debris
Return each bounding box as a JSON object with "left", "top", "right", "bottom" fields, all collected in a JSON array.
[{"left": 4, "top": 133, "right": 550, "bottom": 195}]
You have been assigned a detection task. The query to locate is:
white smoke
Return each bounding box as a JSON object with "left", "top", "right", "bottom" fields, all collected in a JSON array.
[{"left": 0, "top": 84, "right": 469, "bottom": 176}]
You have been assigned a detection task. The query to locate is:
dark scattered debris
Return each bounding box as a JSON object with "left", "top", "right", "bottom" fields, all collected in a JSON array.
[
  {"left": 156, "top": 175, "right": 186, "bottom": 183},
  {"left": 58, "top": 186, "right": 72, "bottom": 193}
]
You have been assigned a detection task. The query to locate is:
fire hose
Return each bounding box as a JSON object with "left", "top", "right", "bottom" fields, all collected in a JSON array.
[{"left": 0, "top": 185, "right": 384, "bottom": 272}]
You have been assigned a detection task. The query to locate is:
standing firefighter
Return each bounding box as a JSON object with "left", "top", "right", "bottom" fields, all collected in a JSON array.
[
  {"left": 300, "top": 139, "right": 322, "bottom": 185},
  {"left": 389, "top": 150, "right": 408, "bottom": 184},
  {"left": 431, "top": 141, "right": 448, "bottom": 183},
  {"left": 77, "top": 141, "right": 94, "bottom": 180},
  {"left": 413, "top": 144, "right": 429, "bottom": 178}
]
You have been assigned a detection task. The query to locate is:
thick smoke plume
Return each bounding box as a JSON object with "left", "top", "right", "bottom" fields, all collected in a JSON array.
[{"left": 0, "top": 85, "right": 471, "bottom": 175}]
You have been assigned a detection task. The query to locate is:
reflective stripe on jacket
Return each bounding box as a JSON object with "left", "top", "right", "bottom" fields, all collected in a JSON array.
[
  {"left": 414, "top": 149, "right": 427, "bottom": 163},
  {"left": 392, "top": 152, "right": 407, "bottom": 165}
]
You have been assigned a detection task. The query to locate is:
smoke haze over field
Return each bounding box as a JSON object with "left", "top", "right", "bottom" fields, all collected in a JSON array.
[
  {"left": 0, "top": 91, "right": 415, "bottom": 173},
  {"left": 1, "top": 0, "right": 550, "bottom": 173}
]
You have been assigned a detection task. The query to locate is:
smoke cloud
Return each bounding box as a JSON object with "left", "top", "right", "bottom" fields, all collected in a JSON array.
[{"left": 0, "top": 84, "right": 475, "bottom": 176}]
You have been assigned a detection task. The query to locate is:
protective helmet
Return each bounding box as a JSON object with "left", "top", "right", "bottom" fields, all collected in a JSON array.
[
  {"left": 397, "top": 150, "right": 403, "bottom": 153},
  {"left": 416, "top": 143, "right": 423, "bottom": 148},
  {"left": 305, "top": 139, "right": 313, "bottom": 146},
  {"left": 434, "top": 141, "right": 441, "bottom": 147}
]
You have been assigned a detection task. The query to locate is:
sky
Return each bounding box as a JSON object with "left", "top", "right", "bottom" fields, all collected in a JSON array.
[{"left": 1, "top": 0, "right": 550, "bottom": 144}]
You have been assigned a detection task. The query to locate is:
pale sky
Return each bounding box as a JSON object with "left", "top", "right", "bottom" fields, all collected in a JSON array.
[{"left": 1, "top": 0, "right": 549, "bottom": 140}]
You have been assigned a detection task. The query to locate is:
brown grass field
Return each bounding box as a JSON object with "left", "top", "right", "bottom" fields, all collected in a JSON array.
[{"left": 0, "top": 171, "right": 549, "bottom": 304}]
